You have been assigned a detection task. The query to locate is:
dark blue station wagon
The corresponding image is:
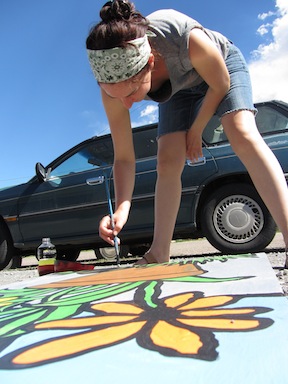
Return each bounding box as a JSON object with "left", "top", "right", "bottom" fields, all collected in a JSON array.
[{"left": 0, "top": 100, "right": 288, "bottom": 269}]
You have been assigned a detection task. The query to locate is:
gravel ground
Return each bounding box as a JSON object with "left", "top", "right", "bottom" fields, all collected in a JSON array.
[
  {"left": 0, "top": 249, "right": 287, "bottom": 296},
  {"left": 0, "top": 267, "right": 39, "bottom": 286},
  {"left": 265, "top": 251, "right": 288, "bottom": 296}
]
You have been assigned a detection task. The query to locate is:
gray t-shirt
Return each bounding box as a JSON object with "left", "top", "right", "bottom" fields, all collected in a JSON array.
[{"left": 146, "top": 9, "right": 231, "bottom": 102}]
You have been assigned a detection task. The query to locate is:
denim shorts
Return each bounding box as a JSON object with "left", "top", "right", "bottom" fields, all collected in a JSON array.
[{"left": 158, "top": 44, "right": 257, "bottom": 137}]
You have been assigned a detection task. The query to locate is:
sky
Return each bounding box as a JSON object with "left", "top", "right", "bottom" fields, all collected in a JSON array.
[{"left": 0, "top": 0, "right": 287, "bottom": 189}]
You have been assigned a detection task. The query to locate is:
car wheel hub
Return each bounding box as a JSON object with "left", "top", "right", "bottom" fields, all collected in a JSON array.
[
  {"left": 213, "top": 195, "right": 264, "bottom": 243},
  {"left": 100, "top": 247, "right": 117, "bottom": 261}
]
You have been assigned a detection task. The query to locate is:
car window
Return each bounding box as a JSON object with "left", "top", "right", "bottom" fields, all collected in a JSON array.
[
  {"left": 202, "top": 104, "right": 288, "bottom": 146},
  {"left": 255, "top": 106, "right": 288, "bottom": 134},
  {"left": 49, "top": 127, "right": 158, "bottom": 179},
  {"left": 50, "top": 139, "right": 114, "bottom": 177},
  {"left": 202, "top": 116, "right": 227, "bottom": 145},
  {"left": 133, "top": 126, "right": 158, "bottom": 159}
]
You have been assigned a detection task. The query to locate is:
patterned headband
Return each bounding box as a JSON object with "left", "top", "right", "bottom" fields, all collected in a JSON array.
[{"left": 87, "top": 34, "right": 151, "bottom": 83}]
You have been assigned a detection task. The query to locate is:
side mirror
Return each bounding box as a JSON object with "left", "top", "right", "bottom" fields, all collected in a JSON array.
[{"left": 35, "top": 162, "right": 47, "bottom": 182}]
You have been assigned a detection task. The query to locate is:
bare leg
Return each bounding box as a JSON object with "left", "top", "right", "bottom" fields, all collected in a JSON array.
[
  {"left": 222, "top": 110, "right": 288, "bottom": 250},
  {"left": 136, "top": 131, "right": 187, "bottom": 264}
]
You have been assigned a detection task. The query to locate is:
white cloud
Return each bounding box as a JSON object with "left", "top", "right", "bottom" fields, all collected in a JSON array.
[
  {"left": 257, "top": 23, "right": 272, "bottom": 36},
  {"left": 131, "top": 103, "right": 159, "bottom": 127},
  {"left": 249, "top": 0, "right": 288, "bottom": 103},
  {"left": 258, "top": 11, "right": 275, "bottom": 21},
  {"left": 140, "top": 104, "right": 158, "bottom": 119}
]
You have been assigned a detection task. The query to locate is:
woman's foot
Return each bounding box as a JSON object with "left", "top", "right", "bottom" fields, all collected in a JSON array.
[
  {"left": 134, "top": 253, "right": 157, "bottom": 265},
  {"left": 134, "top": 252, "right": 169, "bottom": 265}
]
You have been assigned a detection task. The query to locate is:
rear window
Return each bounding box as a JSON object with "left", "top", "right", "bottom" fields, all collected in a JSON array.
[
  {"left": 255, "top": 106, "right": 288, "bottom": 134},
  {"left": 202, "top": 104, "right": 288, "bottom": 145}
]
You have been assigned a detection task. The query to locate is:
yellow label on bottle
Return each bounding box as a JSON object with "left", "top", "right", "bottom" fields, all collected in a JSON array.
[{"left": 38, "top": 259, "right": 55, "bottom": 266}]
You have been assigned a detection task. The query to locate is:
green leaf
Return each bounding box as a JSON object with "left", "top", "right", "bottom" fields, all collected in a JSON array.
[{"left": 0, "top": 310, "right": 47, "bottom": 338}]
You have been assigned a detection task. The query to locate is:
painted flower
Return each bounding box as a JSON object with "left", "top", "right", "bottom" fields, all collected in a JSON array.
[{"left": 6, "top": 283, "right": 273, "bottom": 368}]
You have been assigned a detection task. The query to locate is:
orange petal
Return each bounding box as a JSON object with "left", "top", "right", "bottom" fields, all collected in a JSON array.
[
  {"left": 150, "top": 320, "right": 202, "bottom": 355},
  {"left": 91, "top": 302, "right": 143, "bottom": 315},
  {"left": 178, "top": 318, "right": 260, "bottom": 330},
  {"left": 35, "top": 315, "right": 138, "bottom": 329},
  {"left": 13, "top": 321, "right": 146, "bottom": 366},
  {"left": 182, "top": 308, "right": 255, "bottom": 317},
  {"left": 164, "top": 293, "right": 194, "bottom": 309},
  {"left": 179, "top": 295, "right": 233, "bottom": 310}
]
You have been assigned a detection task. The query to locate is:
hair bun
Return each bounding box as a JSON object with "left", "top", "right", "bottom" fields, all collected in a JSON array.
[{"left": 100, "top": 0, "right": 135, "bottom": 23}]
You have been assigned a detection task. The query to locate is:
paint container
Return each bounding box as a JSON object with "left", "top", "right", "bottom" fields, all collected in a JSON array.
[{"left": 37, "top": 237, "right": 57, "bottom": 276}]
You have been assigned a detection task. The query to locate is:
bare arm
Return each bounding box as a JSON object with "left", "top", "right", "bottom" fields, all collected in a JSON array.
[
  {"left": 100, "top": 89, "right": 136, "bottom": 244},
  {"left": 187, "top": 28, "right": 230, "bottom": 160}
]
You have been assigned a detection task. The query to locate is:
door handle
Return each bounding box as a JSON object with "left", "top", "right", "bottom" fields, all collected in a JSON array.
[
  {"left": 86, "top": 176, "right": 105, "bottom": 186},
  {"left": 186, "top": 157, "right": 206, "bottom": 167}
]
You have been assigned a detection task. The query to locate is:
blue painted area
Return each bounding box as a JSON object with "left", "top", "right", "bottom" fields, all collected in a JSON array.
[{"left": 0, "top": 255, "right": 287, "bottom": 383}]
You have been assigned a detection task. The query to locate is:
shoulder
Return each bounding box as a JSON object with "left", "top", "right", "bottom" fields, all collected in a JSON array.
[
  {"left": 147, "top": 9, "right": 187, "bottom": 19},
  {"left": 147, "top": 9, "right": 201, "bottom": 36},
  {"left": 147, "top": 9, "right": 202, "bottom": 66},
  {"left": 147, "top": 9, "right": 230, "bottom": 60}
]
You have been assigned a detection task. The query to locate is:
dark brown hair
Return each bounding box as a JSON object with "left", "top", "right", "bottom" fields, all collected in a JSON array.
[{"left": 86, "top": 0, "right": 149, "bottom": 50}]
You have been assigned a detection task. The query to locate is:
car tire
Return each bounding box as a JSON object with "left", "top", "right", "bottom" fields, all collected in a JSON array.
[
  {"left": 94, "top": 245, "right": 129, "bottom": 261},
  {"left": 0, "top": 224, "right": 14, "bottom": 270},
  {"left": 129, "top": 244, "right": 150, "bottom": 256},
  {"left": 56, "top": 249, "right": 80, "bottom": 262},
  {"left": 4, "top": 255, "right": 22, "bottom": 270},
  {"left": 200, "top": 183, "right": 276, "bottom": 254}
]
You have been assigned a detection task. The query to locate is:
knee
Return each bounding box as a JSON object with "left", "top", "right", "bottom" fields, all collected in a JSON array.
[
  {"left": 156, "top": 155, "right": 185, "bottom": 178},
  {"left": 230, "top": 131, "right": 264, "bottom": 158},
  {"left": 222, "top": 110, "right": 264, "bottom": 158}
]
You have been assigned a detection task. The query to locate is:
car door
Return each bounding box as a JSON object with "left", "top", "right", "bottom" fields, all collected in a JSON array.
[
  {"left": 178, "top": 147, "right": 218, "bottom": 226},
  {"left": 125, "top": 124, "right": 218, "bottom": 232},
  {"left": 124, "top": 125, "right": 158, "bottom": 231},
  {"left": 17, "top": 137, "right": 114, "bottom": 245}
]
